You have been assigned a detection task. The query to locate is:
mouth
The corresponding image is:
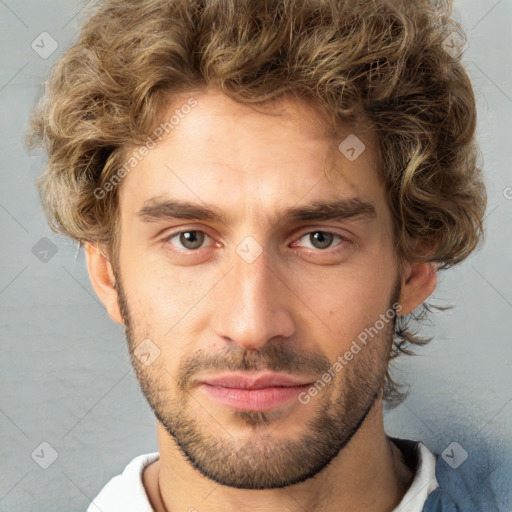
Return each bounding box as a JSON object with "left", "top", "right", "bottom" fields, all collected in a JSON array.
[{"left": 197, "top": 371, "right": 314, "bottom": 411}]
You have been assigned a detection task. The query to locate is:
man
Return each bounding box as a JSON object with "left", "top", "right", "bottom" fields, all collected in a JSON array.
[{"left": 27, "top": 0, "right": 488, "bottom": 510}]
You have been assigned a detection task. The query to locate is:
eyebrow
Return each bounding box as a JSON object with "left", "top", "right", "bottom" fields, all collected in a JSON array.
[{"left": 136, "top": 196, "right": 377, "bottom": 226}]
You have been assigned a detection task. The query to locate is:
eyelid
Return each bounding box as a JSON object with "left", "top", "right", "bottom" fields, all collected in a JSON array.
[
  {"left": 163, "top": 227, "right": 217, "bottom": 252},
  {"left": 294, "top": 226, "right": 351, "bottom": 239},
  {"left": 291, "top": 228, "right": 351, "bottom": 250}
]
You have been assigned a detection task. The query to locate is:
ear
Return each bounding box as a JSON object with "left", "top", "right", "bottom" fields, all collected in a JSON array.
[
  {"left": 397, "top": 261, "right": 437, "bottom": 316},
  {"left": 84, "top": 242, "right": 124, "bottom": 325}
]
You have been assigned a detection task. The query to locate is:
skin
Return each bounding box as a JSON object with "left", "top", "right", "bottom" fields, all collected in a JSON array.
[{"left": 85, "top": 88, "right": 437, "bottom": 512}]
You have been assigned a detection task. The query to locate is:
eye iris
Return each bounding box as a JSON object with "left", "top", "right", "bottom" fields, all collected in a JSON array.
[
  {"left": 177, "top": 231, "right": 335, "bottom": 250},
  {"left": 180, "top": 231, "right": 204, "bottom": 250},
  {"left": 310, "top": 231, "right": 333, "bottom": 249}
]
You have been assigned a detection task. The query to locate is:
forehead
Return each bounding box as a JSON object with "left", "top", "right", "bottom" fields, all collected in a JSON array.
[{"left": 118, "top": 89, "right": 386, "bottom": 223}]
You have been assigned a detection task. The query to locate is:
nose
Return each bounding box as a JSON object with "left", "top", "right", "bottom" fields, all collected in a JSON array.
[{"left": 211, "top": 244, "right": 295, "bottom": 351}]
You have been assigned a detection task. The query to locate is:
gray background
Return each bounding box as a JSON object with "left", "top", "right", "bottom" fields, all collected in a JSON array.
[{"left": 1, "top": 0, "right": 511, "bottom": 510}]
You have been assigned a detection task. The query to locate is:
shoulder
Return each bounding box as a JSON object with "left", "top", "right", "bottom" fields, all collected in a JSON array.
[
  {"left": 390, "top": 436, "right": 508, "bottom": 512},
  {"left": 87, "top": 452, "right": 160, "bottom": 512},
  {"left": 423, "top": 448, "right": 508, "bottom": 512}
]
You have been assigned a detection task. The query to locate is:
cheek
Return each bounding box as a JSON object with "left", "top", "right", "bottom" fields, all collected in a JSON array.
[
  {"left": 292, "top": 251, "right": 396, "bottom": 340},
  {"left": 120, "top": 249, "right": 219, "bottom": 339}
]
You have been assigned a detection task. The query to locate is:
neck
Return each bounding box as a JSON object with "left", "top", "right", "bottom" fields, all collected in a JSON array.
[{"left": 144, "top": 399, "right": 414, "bottom": 512}]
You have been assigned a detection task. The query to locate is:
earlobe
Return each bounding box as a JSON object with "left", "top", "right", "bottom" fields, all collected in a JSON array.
[
  {"left": 84, "top": 242, "right": 124, "bottom": 325},
  {"left": 397, "top": 261, "right": 437, "bottom": 316}
]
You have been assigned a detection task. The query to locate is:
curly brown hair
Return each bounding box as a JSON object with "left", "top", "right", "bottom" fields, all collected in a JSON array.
[{"left": 26, "top": 0, "right": 487, "bottom": 407}]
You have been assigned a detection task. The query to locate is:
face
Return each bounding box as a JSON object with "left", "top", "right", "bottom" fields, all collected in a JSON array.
[{"left": 110, "top": 89, "right": 402, "bottom": 489}]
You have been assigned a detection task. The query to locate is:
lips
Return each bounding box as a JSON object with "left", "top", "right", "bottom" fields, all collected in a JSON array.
[
  {"left": 198, "top": 371, "right": 313, "bottom": 389},
  {"left": 197, "top": 372, "right": 314, "bottom": 411}
]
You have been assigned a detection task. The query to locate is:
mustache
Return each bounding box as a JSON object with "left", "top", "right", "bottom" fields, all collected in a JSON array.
[{"left": 175, "top": 343, "right": 332, "bottom": 392}]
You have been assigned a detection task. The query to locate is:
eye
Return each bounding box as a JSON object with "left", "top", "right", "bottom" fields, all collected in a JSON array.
[
  {"left": 165, "top": 230, "right": 213, "bottom": 251},
  {"left": 163, "top": 228, "right": 349, "bottom": 255},
  {"left": 294, "top": 230, "right": 348, "bottom": 251}
]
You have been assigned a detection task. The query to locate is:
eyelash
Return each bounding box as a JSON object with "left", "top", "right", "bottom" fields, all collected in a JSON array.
[{"left": 163, "top": 228, "right": 350, "bottom": 254}]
